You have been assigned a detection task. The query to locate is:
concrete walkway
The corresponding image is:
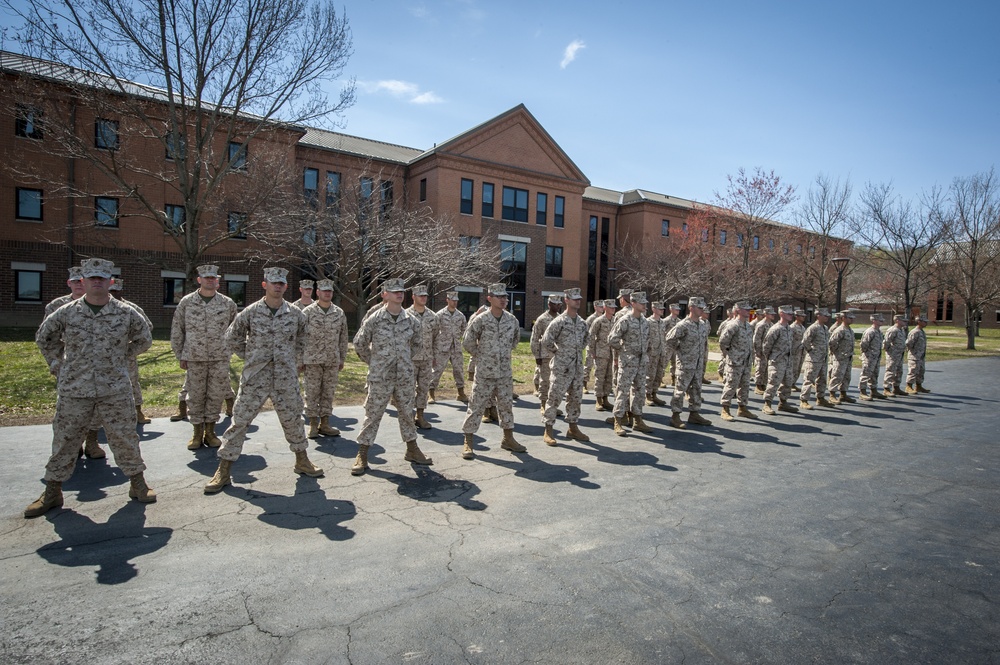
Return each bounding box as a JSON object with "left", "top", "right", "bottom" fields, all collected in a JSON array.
[{"left": 1, "top": 357, "right": 998, "bottom": 664}]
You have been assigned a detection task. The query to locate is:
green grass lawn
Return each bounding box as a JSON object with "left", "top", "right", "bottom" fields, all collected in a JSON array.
[{"left": 3, "top": 327, "right": 994, "bottom": 426}]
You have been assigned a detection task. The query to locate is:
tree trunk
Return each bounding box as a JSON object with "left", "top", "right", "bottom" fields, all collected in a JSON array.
[{"left": 966, "top": 304, "right": 976, "bottom": 350}]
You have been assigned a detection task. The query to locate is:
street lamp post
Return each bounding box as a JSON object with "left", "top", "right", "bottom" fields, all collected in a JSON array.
[{"left": 831, "top": 257, "right": 850, "bottom": 312}]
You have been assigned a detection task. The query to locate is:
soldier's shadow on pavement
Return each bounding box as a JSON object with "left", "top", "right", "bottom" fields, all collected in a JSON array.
[
  {"left": 562, "top": 438, "right": 680, "bottom": 470},
  {"left": 187, "top": 452, "right": 268, "bottom": 484},
  {"left": 367, "top": 465, "right": 486, "bottom": 511},
  {"left": 36, "top": 502, "right": 172, "bottom": 585},
  {"left": 93, "top": 428, "right": 167, "bottom": 445},
  {"left": 233, "top": 476, "right": 356, "bottom": 541},
  {"left": 657, "top": 430, "right": 750, "bottom": 456},
  {"left": 476, "top": 449, "right": 601, "bottom": 490},
  {"left": 311, "top": 433, "right": 365, "bottom": 459},
  {"left": 64, "top": 457, "right": 129, "bottom": 501},
  {"left": 714, "top": 427, "right": 799, "bottom": 448}
]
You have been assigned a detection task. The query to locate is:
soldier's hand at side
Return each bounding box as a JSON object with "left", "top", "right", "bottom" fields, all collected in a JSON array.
[
  {"left": 536, "top": 358, "right": 543, "bottom": 366},
  {"left": 180, "top": 360, "right": 188, "bottom": 370},
  {"left": 338, "top": 362, "right": 344, "bottom": 371},
  {"left": 298, "top": 365, "right": 305, "bottom": 373}
]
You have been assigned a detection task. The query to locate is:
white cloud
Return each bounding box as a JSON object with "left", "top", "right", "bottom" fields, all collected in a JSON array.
[
  {"left": 359, "top": 80, "right": 443, "bottom": 104},
  {"left": 560, "top": 39, "right": 586, "bottom": 69}
]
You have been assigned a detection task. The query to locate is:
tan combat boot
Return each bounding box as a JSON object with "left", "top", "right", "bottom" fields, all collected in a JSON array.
[
  {"left": 543, "top": 424, "right": 558, "bottom": 446},
  {"left": 762, "top": 401, "right": 776, "bottom": 415},
  {"left": 917, "top": 383, "right": 931, "bottom": 394},
  {"left": 351, "top": 445, "right": 370, "bottom": 476},
  {"left": 878, "top": 388, "right": 892, "bottom": 399},
  {"left": 670, "top": 412, "right": 687, "bottom": 429},
  {"left": 83, "top": 430, "right": 106, "bottom": 459},
  {"left": 308, "top": 417, "right": 320, "bottom": 439},
  {"left": 859, "top": 390, "right": 873, "bottom": 402},
  {"left": 404, "top": 440, "right": 433, "bottom": 465},
  {"left": 567, "top": 423, "right": 590, "bottom": 442},
  {"left": 318, "top": 416, "right": 340, "bottom": 437},
  {"left": 135, "top": 405, "right": 151, "bottom": 425},
  {"left": 754, "top": 386, "right": 765, "bottom": 395},
  {"left": 688, "top": 411, "right": 712, "bottom": 426},
  {"left": 613, "top": 416, "right": 628, "bottom": 437},
  {"left": 24, "top": 481, "right": 63, "bottom": 518},
  {"left": 482, "top": 406, "right": 498, "bottom": 423},
  {"left": 170, "top": 399, "right": 187, "bottom": 422},
  {"left": 905, "top": 383, "right": 918, "bottom": 394},
  {"left": 187, "top": 424, "right": 205, "bottom": 451},
  {"left": 428, "top": 389, "right": 436, "bottom": 404},
  {"left": 624, "top": 411, "right": 634, "bottom": 428},
  {"left": 128, "top": 473, "right": 157, "bottom": 503},
  {"left": 720, "top": 405, "right": 735, "bottom": 421},
  {"left": 702, "top": 376, "right": 712, "bottom": 385},
  {"left": 778, "top": 400, "right": 799, "bottom": 413},
  {"left": 737, "top": 405, "right": 758, "bottom": 419},
  {"left": 595, "top": 396, "right": 608, "bottom": 412},
  {"left": 583, "top": 380, "right": 590, "bottom": 395},
  {"left": 632, "top": 415, "right": 654, "bottom": 433},
  {"left": 799, "top": 399, "right": 814, "bottom": 410},
  {"left": 204, "top": 460, "right": 232, "bottom": 494},
  {"left": 828, "top": 393, "right": 842, "bottom": 405},
  {"left": 457, "top": 386, "right": 469, "bottom": 403},
  {"left": 893, "top": 385, "right": 907, "bottom": 396},
  {"left": 840, "top": 393, "right": 857, "bottom": 403},
  {"left": 601, "top": 396, "right": 613, "bottom": 411},
  {"left": 817, "top": 396, "right": 836, "bottom": 408},
  {"left": 224, "top": 397, "right": 235, "bottom": 417},
  {"left": 414, "top": 409, "right": 432, "bottom": 430},
  {"left": 462, "top": 433, "right": 475, "bottom": 460},
  {"left": 203, "top": 424, "right": 222, "bottom": 447},
  {"left": 647, "top": 393, "right": 666, "bottom": 406},
  {"left": 501, "top": 429, "right": 526, "bottom": 453},
  {"left": 294, "top": 450, "right": 324, "bottom": 477}
]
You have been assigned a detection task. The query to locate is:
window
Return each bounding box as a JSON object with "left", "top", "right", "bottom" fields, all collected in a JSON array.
[
  {"left": 783, "top": 243, "right": 790, "bottom": 255},
  {"left": 702, "top": 228, "right": 709, "bottom": 243},
  {"left": 165, "top": 204, "right": 185, "bottom": 233},
  {"left": 661, "top": 219, "right": 670, "bottom": 237},
  {"left": 736, "top": 233, "right": 744, "bottom": 248},
  {"left": 500, "top": 240, "right": 528, "bottom": 290},
  {"left": 227, "top": 211, "right": 247, "bottom": 239},
  {"left": 459, "top": 235, "right": 480, "bottom": 253},
  {"left": 326, "top": 171, "right": 341, "bottom": 208},
  {"left": 163, "top": 278, "right": 185, "bottom": 306},
  {"left": 753, "top": 235, "right": 760, "bottom": 250},
  {"left": 682, "top": 222, "right": 688, "bottom": 234},
  {"left": 536, "top": 192, "right": 548, "bottom": 225},
  {"left": 419, "top": 178, "right": 427, "bottom": 202},
  {"left": 460, "top": 178, "right": 474, "bottom": 215},
  {"left": 360, "top": 177, "right": 374, "bottom": 221},
  {"left": 554, "top": 196, "right": 565, "bottom": 228},
  {"left": 796, "top": 244, "right": 803, "bottom": 254},
  {"left": 95, "top": 197, "right": 119, "bottom": 227},
  {"left": 502, "top": 186, "right": 529, "bottom": 222},
  {"left": 16, "top": 188, "right": 43, "bottom": 220},
  {"left": 769, "top": 238, "right": 775, "bottom": 251},
  {"left": 719, "top": 230, "right": 727, "bottom": 245},
  {"left": 226, "top": 280, "right": 246, "bottom": 307},
  {"left": 545, "top": 246, "right": 563, "bottom": 277},
  {"left": 482, "top": 182, "right": 494, "bottom": 217},
  {"left": 228, "top": 141, "right": 247, "bottom": 170},
  {"left": 303, "top": 168, "right": 319, "bottom": 205},
  {"left": 15, "top": 105, "right": 43, "bottom": 139},
  {"left": 95, "top": 118, "right": 119, "bottom": 150},
  {"left": 381, "top": 180, "right": 393, "bottom": 216},
  {"left": 165, "top": 131, "right": 185, "bottom": 160},
  {"left": 809, "top": 246, "right": 816, "bottom": 259},
  {"left": 15, "top": 269, "right": 42, "bottom": 301}
]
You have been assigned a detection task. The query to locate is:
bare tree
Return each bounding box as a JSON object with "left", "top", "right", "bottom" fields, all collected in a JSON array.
[
  {"left": 713, "top": 167, "right": 797, "bottom": 272},
  {"left": 851, "top": 182, "right": 947, "bottom": 315},
  {"left": 2, "top": 0, "right": 356, "bottom": 285},
  {"left": 937, "top": 168, "right": 1000, "bottom": 349},
  {"left": 787, "top": 174, "right": 854, "bottom": 308}
]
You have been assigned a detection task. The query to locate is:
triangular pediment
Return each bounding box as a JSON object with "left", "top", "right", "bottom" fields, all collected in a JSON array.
[{"left": 418, "top": 105, "right": 589, "bottom": 184}]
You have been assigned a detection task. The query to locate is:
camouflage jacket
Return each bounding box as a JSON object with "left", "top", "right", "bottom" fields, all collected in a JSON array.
[
  {"left": 542, "top": 312, "right": 589, "bottom": 371},
  {"left": 828, "top": 325, "right": 855, "bottom": 361},
  {"left": 664, "top": 317, "right": 703, "bottom": 371},
  {"left": 588, "top": 315, "right": 616, "bottom": 360},
  {"left": 291, "top": 298, "right": 312, "bottom": 311},
  {"left": 405, "top": 306, "right": 439, "bottom": 363},
  {"left": 905, "top": 327, "right": 926, "bottom": 360},
  {"left": 44, "top": 293, "right": 77, "bottom": 318},
  {"left": 718, "top": 319, "right": 753, "bottom": 367},
  {"left": 353, "top": 306, "right": 422, "bottom": 380},
  {"left": 860, "top": 326, "right": 884, "bottom": 360},
  {"left": 37, "top": 297, "right": 152, "bottom": 398},
  {"left": 170, "top": 291, "right": 238, "bottom": 362},
  {"left": 753, "top": 319, "right": 774, "bottom": 356},
  {"left": 883, "top": 325, "right": 907, "bottom": 360},
  {"left": 302, "top": 302, "right": 349, "bottom": 366},
  {"left": 463, "top": 309, "right": 520, "bottom": 380},
  {"left": 762, "top": 322, "right": 792, "bottom": 365},
  {"left": 435, "top": 306, "right": 467, "bottom": 354},
  {"left": 609, "top": 312, "right": 650, "bottom": 365},
  {"left": 530, "top": 310, "right": 557, "bottom": 360},
  {"left": 646, "top": 316, "right": 666, "bottom": 357},
  {"left": 790, "top": 321, "right": 806, "bottom": 356},
  {"left": 801, "top": 321, "right": 830, "bottom": 363},
  {"left": 227, "top": 298, "right": 306, "bottom": 381}
]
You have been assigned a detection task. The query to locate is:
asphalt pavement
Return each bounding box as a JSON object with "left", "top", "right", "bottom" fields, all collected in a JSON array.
[{"left": 1, "top": 357, "right": 998, "bottom": 664}]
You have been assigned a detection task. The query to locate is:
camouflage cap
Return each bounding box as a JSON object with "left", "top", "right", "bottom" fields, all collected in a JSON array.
[
  {"left": 688, "top": 296, "right": 707, "bottom": 310},
  {"left": 871, "top": 313, "right": 885, "bottom": 322},
  {"left": 893, "top": 313, "right": 906, "bottom": 322},
  {"left": 109, "top": 278, "right": 123, "bottom": 291},
  {"left": 669, "top": 303, "right": 681, "bottom": 311},
  {"left": 592, "top": 301, "right": 605, "bottom": 309},
  {"left": 631, "top": 291, "right": 648, "bottom": 304},
  {"left": 382, "top": 277, "right": 406, "bottom": 293},
  {"left": 299, "top": 279, "right": 314, "bottom": 289},
  {"left": 778, "top": 305, "right": 795, "bottom": 315},
  {"left": 794, "top": 308, "right": 806, "bottom": 317},
  {"left": 411, "top": 284, "right": 429, "bottom": 296},
  {"left": 651, "top": 301, "right": 664, "bottom": 310},
  {"left": 833, "top": 310, "right": 845, "bottom": 318},
  {"left": 916, "top": 313, "right": 928, "bottom": 322},
  {"left": 81, "top": 258, "right": 114, "bottom": 279},
  {"left": 446, "top": 291, "right": 459, "bottom": 301},
  {"left": 564, "top": 287, "right": 582, "bottom": 300},
  {"left": 547, "top": 293, "right": 564, "bottom": 304},
  {"left": 603, "top": 299, "right": 618, "bottom": 308},
  {"left": 487, "top": 283, "right": 509, "bottom": 297},
  {"left": 315, "top": 279, "right": 334, "bottom": 291},
  {"left": 197, "top": 264, "right": 220, "bottom": 278},
  {"left": 763, "top": 306, "right": 776, "bottom": 315},
  {"left": 816, "top": 307, "right": 831, "bottom": 317},
  {"left": 735, "top": 301, "right": 752, "bottom": 310},
  {"left": 845, "top": 310, "right": 857, "bottom": 319},
  {"left": 618, "top": 288, "right": 632, "bottom": 298},
  {"left": 67, "top": 266, "right": 84, "bottom": 281},
  {"left": 263, "top": 267, "right": 288, "bottom": 283}
]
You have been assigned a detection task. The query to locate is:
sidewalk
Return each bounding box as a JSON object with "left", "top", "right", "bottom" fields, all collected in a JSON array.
[{"left": 2, "top": 357, "right": 998, "bottom": 664}]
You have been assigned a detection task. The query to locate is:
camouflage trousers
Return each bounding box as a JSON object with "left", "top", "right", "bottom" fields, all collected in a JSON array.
[
  {"left": 463, "top": 376, "right": 514, "bottom": 433},
  {"left": 614, "top": 360, "right": 648, "bottom": 418},
  {"left": 217, "top": 367, "right": 308, "bottom": 462},
  {"left": 584, "top": 349, "right": 595, "bottom": 386},
  {"left": 357, "top": 375, "right": 417, "bottom": 448},
  {"left": 45, "top": 394, "right": 145, "bottom": 483},
  {"left": 884, "top": 353, "right": 905, "bottom": 390},
  {"left": 593, "top": 356, "right": 614, "bottom": 398},
  {"left": 534, "top": 360, "right": 553, "bottom": 399},
  {"left": 829, "top": 357, "right": 852, "bottom": 396},
  {"left": 670, "top": 365, "right": 703, "bottom": 414},
  {"left": 302, "top": 363, "right": 340, "bottom": 418},
  {"left": 906, "top": 357, "right": 925, "bottom": 385},
  {"left": 667, "top": 352, "right": 678, "bottom": 384},
  {"left": 720, "top": 361, "right": 751, "bottom": 408},
  {"left": 859, "top": 355, "right": 881, "bottom": 394},
  {"left": 753, "top": 353, "right": 767, "bottom": 390},
  {"left": 800, "top": 357, "right": 828, "bottom": 401},
  {"left": 431, "top": 347, "right": 465, "bottom": 391},
  {"left": 763, "top": 359, "right": 795, "bottom": 404},
  {"left": 544, "top": 363, "right": 583, "bottom": 426},
  {"left": 186, "top": 360, "right": 230, "bottom": 424},
  {"left": 793, "top": 350, "right": 805, "bottom": 386},
  {"left": 645, "top": 351, "right": 667, "bottom": 396},
  {"left": 413, "top": 359, "right": 434, "bottom": 410},
  {"left": 178, "top": 371, "right": 234, "bottom": 404},
  {"left": 128, "top": 356, "right": 143, "bottom": 406}
]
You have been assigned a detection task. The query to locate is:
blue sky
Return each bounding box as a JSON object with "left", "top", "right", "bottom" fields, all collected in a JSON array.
[{"left": 335, "top": 0, "right": 1000, "bottom": 210}]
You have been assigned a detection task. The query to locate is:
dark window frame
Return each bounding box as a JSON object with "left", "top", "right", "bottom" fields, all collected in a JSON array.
[
  {"left": 227, "top": 211, "right": 247, "bottom": 239},
  {"left": 95, "top": 118, "right": 120, "bottom": 150},
  {"left": 460, "top": 178, "right": 474, "bottom": 215},
  {"left": 326, "top": 171, "right": 341, "bottom": 209},
  {"left": 719, "top": 230, "right": 727, "bottom": 245},
  {"left": 482, "top": 182, "right": 494, "bottom": 217},
  {"left": 502, "top": 186, "right": 529, "bottom": 223},
  {"left": 661, "top": 219, "right": 670, "bottom": 237},
  {"left": 545, "top": 245, "right": 563, "bottom": 278},
  {"left": 16, "top": 187, "right": 43, "bottom": 220},
  {"left": 228, "top": 141, "right": 247, "bottom": 170},
  {"left": 419, "top": 178, "right": 427, "bottom": 202},
  {"left": 165, "top": 204, "right": 185, "bottom": 233},
  {"left": 95, "top": 196, "right": 120, "bottom": 227},
  {"left": 14, "top": 269, "right": 43, "bottom": 302},
  {"left": 15, "top": 105, "right": 43, "bottom": 139},
  {"left": 163, "top": 277, "right": 185, "bottom": 306},
  {"left": 536, "top": 192, "right": 548, "bottom": 225},
  {"left": 226, "top": 280, "right": 247, "bottom": 308},
  {"left": 554, "top": 195, "right": 565, "bottom": 228}
]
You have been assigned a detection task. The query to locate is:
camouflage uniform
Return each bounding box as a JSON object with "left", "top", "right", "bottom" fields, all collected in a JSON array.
[
  {"left": 645, "top": 313, "right": 667, "bottom": 397},
  {"left": 800, "top": 320, "right": 830, "bottom": 402},
  {"left": 36, "top": 297, "right": 152, "bottom": 482},
  {"left": 662, "top": 309, "right": 681, "bottom": 384},
  {"left": 216, "top": 298, "right": 310, "bottom": 461},
  {"left": 541, "top": 311, "right": 589, "bottom": 426},
  {"left": 354, "top": 306, "right": 422, "bottom": 447},
  {"left": 718, "top": 319, "right": 753, "bottom": 409},
  {"left": 906, "top": 324, "right": 927, "bottom": 387},
  {"left": 664, "top": 317, "right": 705, "bottom": 415},
  {"left": 431, "top": 305, "right": 467, "bottom": 393},
  {"left": 170, "top": 289, "right": 238, "bottom": 425},
  {"left": 406, "top": 305, "right": 440, "bottom": 411},
  {"left": 530, "top": 308, "right": 558, "bottom": 400},
  {"left": 588, "top": 311, "right": 616, "bottom": 401},
  {"left": 301, "top": 300, "right": 349, "bottom": 418},
  {"left": 762, "top": 320, "right": 795, "bottom": 404},
  {"left": 462, "top": 308, "right": 520, "bottom": 433},
  {"left": 883, "top": 322, "right": 907, "bottom": 392},
  {"left": 752, "top": 316, "right": 774, "bottom": 391},
  {"left": 44, "top": 293, "right": 76, "bottom": 318},
  {"left": 828, "top": 318, "right": 855, "bottom": 398},
  {"left": 698, "top": 317, "right": 711, "bottom": 379},
  {"left": 790, "top": 318, "right": 806, "bottom": 386},
  {"left": 859, "top": 322, "right": 885, "bottom": 395},
  {"left": 610, "top": 312, "right": 650, "bottom": 418},
  {"left": 583, "top": 307, "right": 603, "bottom": 387}
]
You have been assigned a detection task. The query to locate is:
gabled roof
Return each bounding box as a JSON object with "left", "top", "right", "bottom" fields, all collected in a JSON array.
[
  {"left": 620, "top": 189, "right": 698, "bottom": 211},
  {"left": 583, "top": 186, "right": 624, "bottom": 205},
  {"left": 299, "top": 127, "right": 423, "bottom": 164}
]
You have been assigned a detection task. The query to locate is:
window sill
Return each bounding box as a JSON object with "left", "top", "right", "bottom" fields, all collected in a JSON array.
[
  {"left": 15, "top": 217, "right": 43, "bottom": 224},
  {"left": 15, "top": 301, "right": 44, "bottom": 305}
]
